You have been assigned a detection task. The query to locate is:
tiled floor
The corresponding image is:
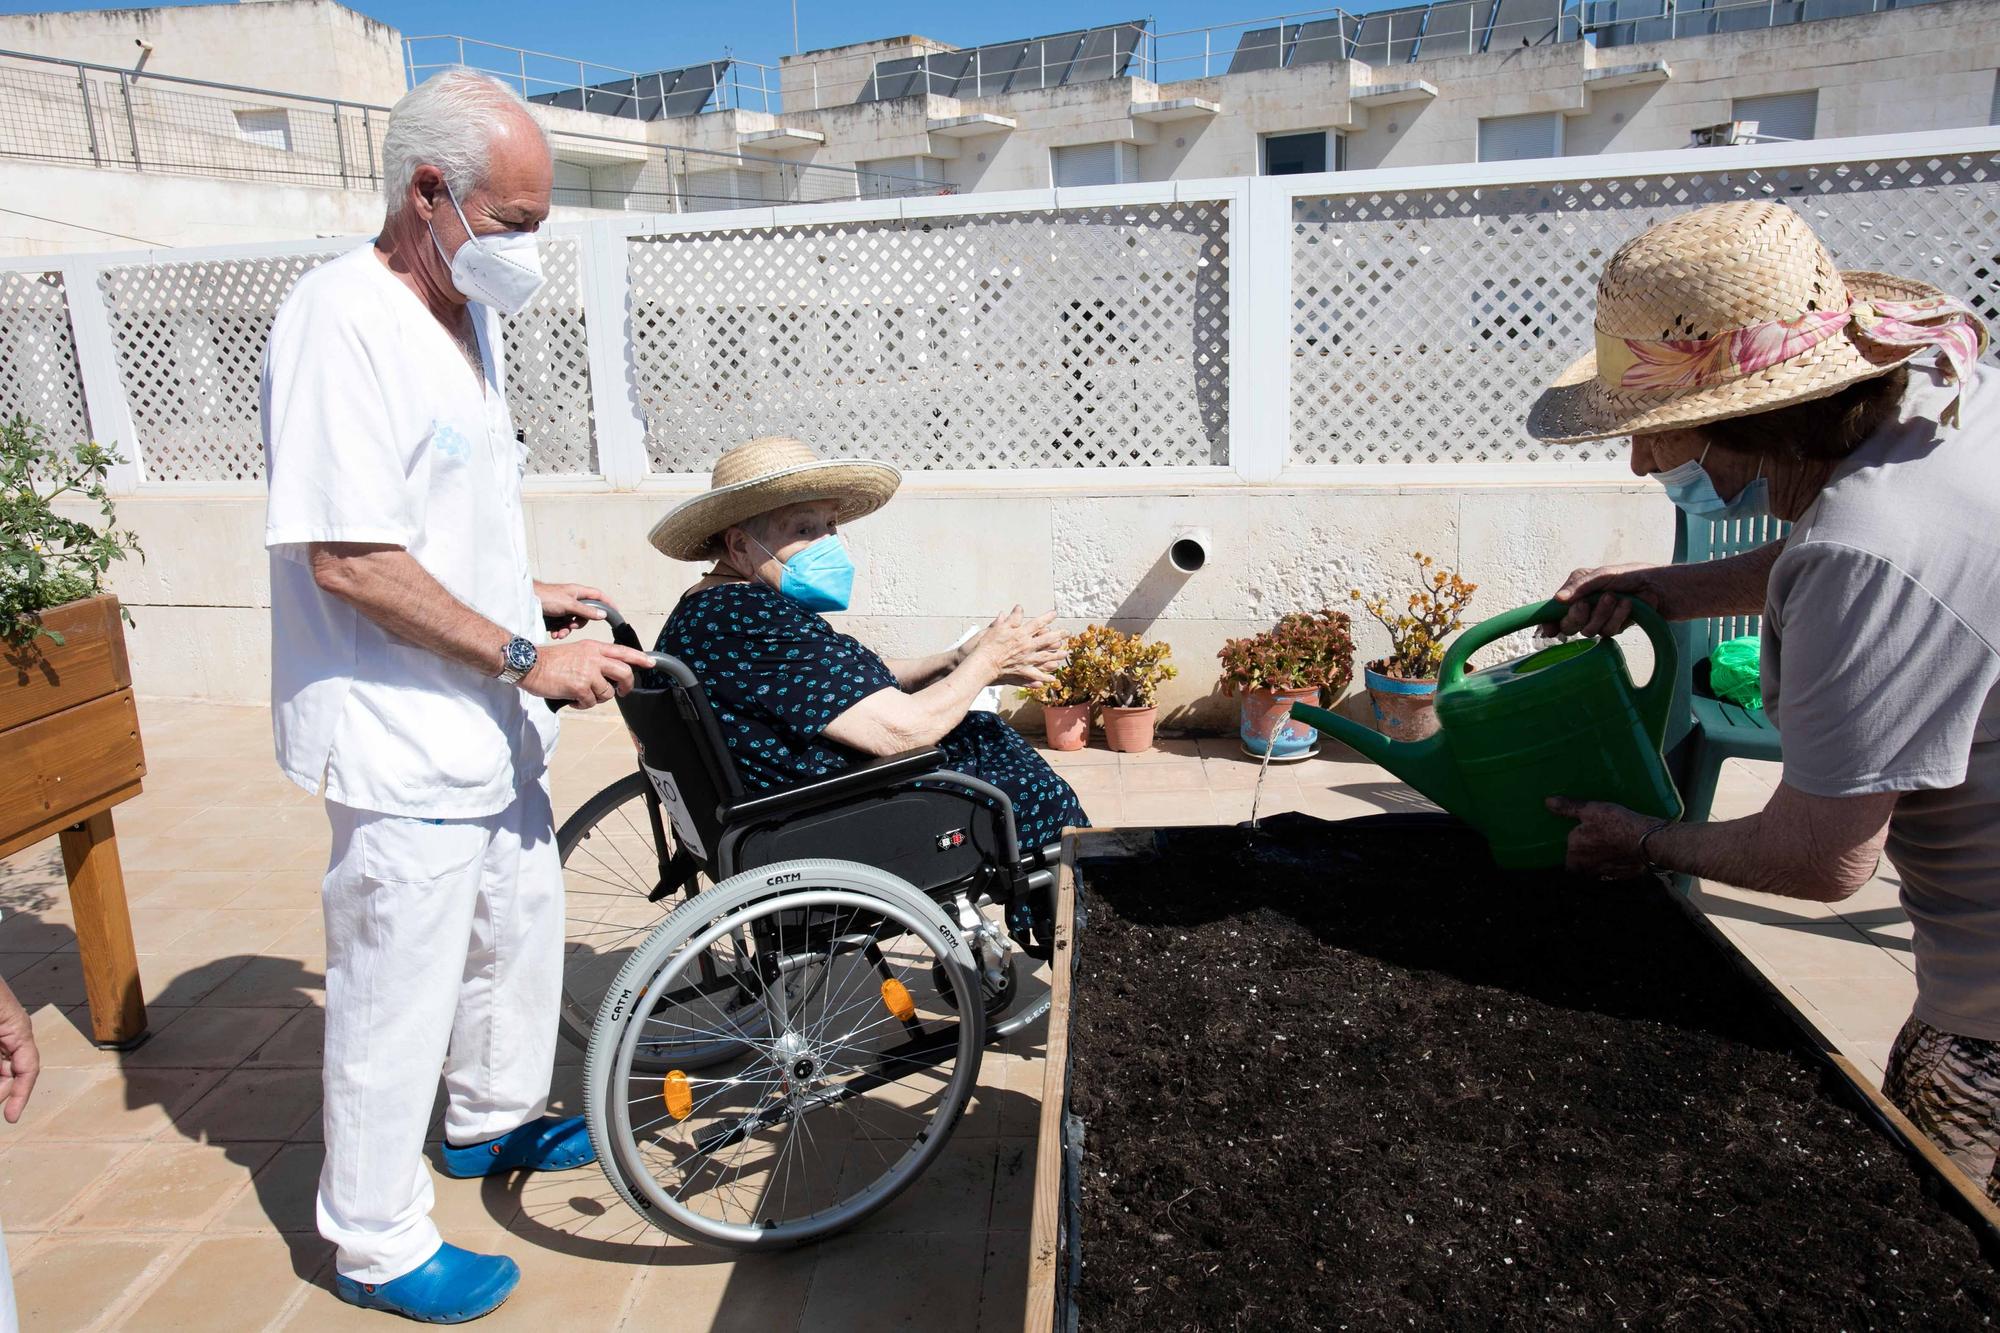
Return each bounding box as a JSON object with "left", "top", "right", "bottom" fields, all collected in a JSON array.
[{"left": 0, "top": 700, "right": 1914, "bottom": 1330}]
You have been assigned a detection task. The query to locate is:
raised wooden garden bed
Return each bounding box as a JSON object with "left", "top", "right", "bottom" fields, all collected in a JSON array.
[
  {"left": 3, "top": 594, "right": 149, "bottom": 1045},
  {"left": 1027, "top": 814, "right": 2000, "bottom": 1331}
]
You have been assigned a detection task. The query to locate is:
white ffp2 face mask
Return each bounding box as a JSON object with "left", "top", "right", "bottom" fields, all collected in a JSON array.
[{"left": 427, "top": 183, "right": 545, "bottom": 315}]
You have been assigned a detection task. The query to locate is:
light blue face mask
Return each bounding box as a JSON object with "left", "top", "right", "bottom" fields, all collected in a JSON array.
[
  {"left": 753, "top": 533, "right": 854, "bottom": 613},
  {"left": 1651, "top": 443, "right": 1768, "bottom": 520}
]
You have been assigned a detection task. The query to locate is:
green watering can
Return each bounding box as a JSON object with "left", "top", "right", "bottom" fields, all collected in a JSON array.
[{"left": 1288, "top": 597, "right": 1683, "bottom": 870}]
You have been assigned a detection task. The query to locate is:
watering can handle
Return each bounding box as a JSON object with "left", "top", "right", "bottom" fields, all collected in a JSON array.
[{"left": 1438, "top": 597, "right": 1679, "bottom": 745}]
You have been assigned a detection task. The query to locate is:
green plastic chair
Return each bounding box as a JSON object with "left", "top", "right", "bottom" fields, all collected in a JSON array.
[{"left": 1664, "top": 509, "right": 1788, "bottom": 827}]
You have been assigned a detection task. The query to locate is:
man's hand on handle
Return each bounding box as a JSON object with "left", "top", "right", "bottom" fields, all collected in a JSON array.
[
  {"left": 536, "top": 581, "right": 610, "bottom": 639},
  {"left": 520, "top": 639, "right": 656, "bottom": 710},
  {"left": 1545, "top": 563, "right": 1678, "bottom": 638}
]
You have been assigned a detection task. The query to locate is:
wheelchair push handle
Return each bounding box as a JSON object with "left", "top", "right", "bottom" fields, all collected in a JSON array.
[{"left": 541, "top": 598, "right": 645, "bottom": 713}]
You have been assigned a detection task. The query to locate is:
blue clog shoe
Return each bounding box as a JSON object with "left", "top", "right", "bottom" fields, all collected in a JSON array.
[
  {"left": 440, "top": 1114, "right": 596, "bottom": 1180},
  {"left": 334, "top": 1242, "right": 519, "bottom": 1323}
]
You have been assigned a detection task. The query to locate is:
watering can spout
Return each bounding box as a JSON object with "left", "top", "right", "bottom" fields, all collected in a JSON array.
[{"left": 1287, "top": 702, "right": 1471, "bottom": 815}]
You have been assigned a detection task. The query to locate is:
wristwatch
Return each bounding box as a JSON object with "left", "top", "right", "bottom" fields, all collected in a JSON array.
[{"left": 497, "top": 635, "right": 538, "bottom": 685}]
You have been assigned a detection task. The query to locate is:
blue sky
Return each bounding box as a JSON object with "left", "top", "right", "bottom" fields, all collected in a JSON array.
[{"left": 0, "top": 0, "right": 1391, "bottom": 78}]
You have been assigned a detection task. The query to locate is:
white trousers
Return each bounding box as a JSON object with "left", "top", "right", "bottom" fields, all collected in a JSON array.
[{"left": 317, "top": 779, "right": 563, "bottom": 1283}]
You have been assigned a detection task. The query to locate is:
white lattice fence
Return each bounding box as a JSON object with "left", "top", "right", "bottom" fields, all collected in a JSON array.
[
  {"left": 500, "top": 236, "right": 596, "bottom": 476},
  {"left": 1290, "top": 150, "right": 2000, "bottom": 465},
  {"left": 0, "top": 271, "right": 89, "bottom": 452},
  {"left": 95, "top": 241, "right": 594, "bottom": 483},
  {"left": 101, "top": 252, "right": 339, "bottom": 482},
  {"left": 626, "top": 201, "right": 1231, "bottom": 472}
]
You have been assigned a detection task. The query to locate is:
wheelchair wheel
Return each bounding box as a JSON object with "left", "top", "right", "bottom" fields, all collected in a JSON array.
[
  {"left": 585, "top": 858, "right": 984, "bottom": 1249},
  {"left": 558, "top": 772, "right": 770, "bottom": 1071}
]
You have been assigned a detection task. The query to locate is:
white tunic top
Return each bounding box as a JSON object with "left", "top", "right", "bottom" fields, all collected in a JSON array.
[{"left": 262, "top": 243, "right": 557, "bottom": 820}]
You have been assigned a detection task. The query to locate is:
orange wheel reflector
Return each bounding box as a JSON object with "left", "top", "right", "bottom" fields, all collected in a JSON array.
[
  {"left": 664, "top": 1070, "right": 692, "bottom": 1121},
  {"left": 880, "top": 978, "right": 916, "bottom": 1022}
]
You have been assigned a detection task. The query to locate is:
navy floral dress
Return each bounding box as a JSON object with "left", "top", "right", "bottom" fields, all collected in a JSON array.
[{"left": 656, "top": 582, "right": 1087, "bottom": 850}]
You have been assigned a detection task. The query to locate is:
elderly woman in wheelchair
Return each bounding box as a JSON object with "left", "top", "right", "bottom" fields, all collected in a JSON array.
[{"left": 564, "top": 437, "right": 1087, "bottom": 1249}]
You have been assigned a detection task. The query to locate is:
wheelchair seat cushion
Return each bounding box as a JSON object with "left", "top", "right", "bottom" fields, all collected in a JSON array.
[{"left": 658, "top": 581, "right": 1089, "bottom": 848}]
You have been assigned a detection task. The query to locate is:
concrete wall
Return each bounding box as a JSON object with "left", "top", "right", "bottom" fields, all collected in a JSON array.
[
  {"left": 0, "top": 0, "right": 404, "bottom": 105},
  {"left": 91, "top": 481, "right": 1673, "bottom": 730}
]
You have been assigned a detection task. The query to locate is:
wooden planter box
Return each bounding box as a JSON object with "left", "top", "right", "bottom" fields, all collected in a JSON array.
[
  {"left": 3, "top": 594, "right": 150, "bottom": 1045},
  {"left": 1026, "top": 819, "right": 2000, "bottom": 1331}
]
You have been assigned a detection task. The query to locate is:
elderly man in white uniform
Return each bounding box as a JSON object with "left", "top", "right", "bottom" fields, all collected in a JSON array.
[{"left": 262, "top": 71, "right": 652, "bottom": 1323}]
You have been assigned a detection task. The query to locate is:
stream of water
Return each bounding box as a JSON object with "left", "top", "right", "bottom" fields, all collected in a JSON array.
[{"left": 1247, "top": 736, "right": 1279, "bottom": 829}]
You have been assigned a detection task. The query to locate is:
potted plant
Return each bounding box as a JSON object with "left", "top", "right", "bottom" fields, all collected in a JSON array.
[
  {"left": 1218, "top": 609, "right": 1356, "bottom": 761},
  {"left": 1069, "top": 624, "right": 1176, "bottom": 754},
  {"left": 1018, "top": 646, "right": 1093, "bottom": 752},
  {"left": 1349, "top": 552, "right": 1476, "bottom": 742}
]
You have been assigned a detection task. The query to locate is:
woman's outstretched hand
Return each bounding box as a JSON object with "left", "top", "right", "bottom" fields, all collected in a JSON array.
[{"left": 968, "top": 606, "right": 1066, "bottom": 687}]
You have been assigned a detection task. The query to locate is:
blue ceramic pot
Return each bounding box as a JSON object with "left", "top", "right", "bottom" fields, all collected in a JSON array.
[{"left": 1239, "top": 687, "right": 1320, "bottom": 760}]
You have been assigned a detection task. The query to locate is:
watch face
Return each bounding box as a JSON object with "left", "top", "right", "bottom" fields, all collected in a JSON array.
[{"left": 504, "top": 637, "right": 538, "bottom": 674}]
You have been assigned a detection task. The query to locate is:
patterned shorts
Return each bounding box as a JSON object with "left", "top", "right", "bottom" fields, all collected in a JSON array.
[{"left": 1882, "top": 1014, "right": 2000, "bottom": 1203}]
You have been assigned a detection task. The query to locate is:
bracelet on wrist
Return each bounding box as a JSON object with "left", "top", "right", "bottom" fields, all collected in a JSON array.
[{"left": 1638, "top": 819, "right": 1675, "bottom": 873}]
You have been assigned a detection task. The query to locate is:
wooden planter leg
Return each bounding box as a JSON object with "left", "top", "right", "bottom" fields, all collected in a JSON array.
[{"left": 58, "top": 810, "right": 149, "bottom": 1049}]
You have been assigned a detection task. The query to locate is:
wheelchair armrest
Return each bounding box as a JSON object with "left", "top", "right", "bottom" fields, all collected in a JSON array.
[{"left": 722, "top": 747, "right": 947, "bottom": 825}]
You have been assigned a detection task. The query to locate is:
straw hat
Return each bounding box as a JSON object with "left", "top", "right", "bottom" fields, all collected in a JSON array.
[
  {"left": 647, "top": 436, "right": 901, "bottom": 562},
  {"left": 1529, "top": 200, "right": 1988, "bottom": 443}
]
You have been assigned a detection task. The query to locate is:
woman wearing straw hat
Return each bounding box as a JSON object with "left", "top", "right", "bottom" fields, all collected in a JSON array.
[
  {"left": 646, "top": 436, "right": 1087, "bottom": 853},
  {"left": 1527, "top": 200, "right": 1998, "bottom": 1197}
]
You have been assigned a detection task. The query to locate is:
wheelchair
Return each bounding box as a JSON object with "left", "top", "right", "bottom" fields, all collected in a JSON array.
[{"left": 558, "top": 605, "right": 1061, "bottom": 1249}]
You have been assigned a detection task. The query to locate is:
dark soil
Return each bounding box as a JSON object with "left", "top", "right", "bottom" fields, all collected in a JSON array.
[{"left": 1068, "top": 814, "right": 2000, "bottom": 1331}]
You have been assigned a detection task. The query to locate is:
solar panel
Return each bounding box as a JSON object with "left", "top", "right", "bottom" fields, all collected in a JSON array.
[
  {"left": 1488, "top": 0, "right": 1566, "bottom": 47},
  {"left": 916, "top": 50, "right": 975, "bottom": 96},
  {"left": 855, "top": 21, "right": 1143, "bottom": 101},
  {"left": 1412, "top": 0, "right": 1478, "bottom": 58},
  {"left": 527, "top": 61, "right": 726, "bottom": 119},
  {"left": 1348, "top": 10, "right": 1396, "bottom": 62},
  {"left": 857, "top": 55, "right": 924, "bottom": 102},
  {"left": 1288, "top": 18, "right": 1358, "bottom": 65},
  {"left": 1226, "top": 25, "right": 1287, "bottom": 72},
  {"left": 968, "top": 41, "right": 1029, "bottom": 96},
  {"left": 662, "top": 63, "right": 726, "bottom": 117},
  {"left": 1385, "top": 6, "right": 1429, "bottom": 61}
]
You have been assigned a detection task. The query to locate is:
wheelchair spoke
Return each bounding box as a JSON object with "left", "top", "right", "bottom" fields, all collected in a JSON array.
[{"left": 600, "top": 882, "right": 983, "bottom": 1246}]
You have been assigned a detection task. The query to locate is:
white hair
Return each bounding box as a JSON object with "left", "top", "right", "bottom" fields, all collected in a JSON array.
[{"left": 381, "top": 69, "right": 550, "bottom": 215}]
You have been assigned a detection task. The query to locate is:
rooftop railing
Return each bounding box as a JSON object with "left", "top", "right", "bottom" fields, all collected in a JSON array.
[{"left": 0, "top": 48, "right": 946, "bottom": 214}]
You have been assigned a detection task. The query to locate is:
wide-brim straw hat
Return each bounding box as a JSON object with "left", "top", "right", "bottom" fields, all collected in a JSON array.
[
  {"left": 647, "top": 436, "right": 901, "bottom": 562},
  {"left": 1529, "top": 200, "right": 1980, "bottom": 443}
]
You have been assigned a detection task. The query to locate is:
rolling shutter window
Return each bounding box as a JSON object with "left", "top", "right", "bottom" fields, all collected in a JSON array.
[
  {"left": 1732, "top": 90, "right": 1817, "bottom": 141},
  {"left": 1052, "top": 142, "right": 1137, "bottom": 187},
  {"left": 1477, "top": 111, "right": 1563, "bottom": 162}
]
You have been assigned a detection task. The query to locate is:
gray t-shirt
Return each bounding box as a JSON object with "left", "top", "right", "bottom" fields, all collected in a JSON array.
[{"left": 1763, "top": 359, "right": 2000, "bottom": 1040}]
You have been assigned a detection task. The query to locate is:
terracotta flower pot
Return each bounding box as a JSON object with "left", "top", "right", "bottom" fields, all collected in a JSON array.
[
  {"left": 1363, "top": 662, "right": 1440, "bottom": 741},
  {"left": 1100, "top": 705, "right": 1159, "bottom": 754},
  {"left": 1041, "top": 702, "right": 1091, "bottom": 752},
  {"left": 1238, "top": 686, "right": 1320, "bottom": 760}
]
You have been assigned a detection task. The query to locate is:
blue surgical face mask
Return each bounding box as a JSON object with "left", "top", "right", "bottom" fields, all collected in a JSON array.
[
  {"left": 1651, "top": 443, "right": 1768, "bottom": 520},
  {"left": 753, "top": 532, "right": 854, "bottom": 613}
]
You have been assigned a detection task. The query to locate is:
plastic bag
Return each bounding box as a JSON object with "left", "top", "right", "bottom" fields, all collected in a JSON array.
[{"left": 1709, "top": 636, "right": 1763, "bottom": 711}]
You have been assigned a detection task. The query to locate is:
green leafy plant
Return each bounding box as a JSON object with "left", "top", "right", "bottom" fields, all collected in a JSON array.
[
  {"left": 1350, "top": 552, "right": 1476, "bottom": 682},
  {"left": 2, "top": 416, "right": 143, "bottom": 648},
  {"left": 1217, "top": 609, "right": 1356, "bottom": 699}
]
